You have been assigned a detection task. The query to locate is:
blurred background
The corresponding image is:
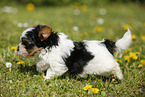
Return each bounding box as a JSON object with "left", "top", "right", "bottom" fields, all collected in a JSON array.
[
  {"left": 0, "top": 1, "right": 145, "bottom": 96},
  {"left": 1, "top": 0, "right": 145, "bottom": 6},
  {"left": 0, "top": 0, "right": 145, "bottom": 47}
]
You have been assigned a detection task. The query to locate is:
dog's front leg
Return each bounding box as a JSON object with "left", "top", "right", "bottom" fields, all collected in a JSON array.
[{"left": 44, "top": 63, "right": 68, "bottom": 79}]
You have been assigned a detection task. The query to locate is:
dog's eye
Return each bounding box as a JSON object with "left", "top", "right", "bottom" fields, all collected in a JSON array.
[{"left": 22, "top": 41, "right": 29, "bottom": 46}]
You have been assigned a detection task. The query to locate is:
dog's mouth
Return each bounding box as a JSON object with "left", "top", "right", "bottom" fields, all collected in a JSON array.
[
  {"left": 27, "top": 47, "right": 43, "bottom": 56},
  {"left": 18, "top": 43, "right": 43, "bottom": 57}
]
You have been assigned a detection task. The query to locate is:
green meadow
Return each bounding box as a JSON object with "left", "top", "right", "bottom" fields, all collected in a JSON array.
[{"left": 0, "top": 2, "right": 145, "bottom": 96}]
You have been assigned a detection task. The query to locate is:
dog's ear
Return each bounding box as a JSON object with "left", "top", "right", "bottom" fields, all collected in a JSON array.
[
  {"left": 35, "top": 25, "right": 47, "bottom": 31},
  {"left": 38, "top": 25, "right": 52, "bottom": 41}
]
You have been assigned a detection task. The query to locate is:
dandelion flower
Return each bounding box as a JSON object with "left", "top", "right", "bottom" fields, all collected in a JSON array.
[
  {"left": 81, "top": 32, "right": 88, "bottom": 37},
  {"left": 81, "top": 5, "right": 88, "bottom": 12},
  {"left": 141, "top": 36, "right": 145, "bottom": 40},
  {"left": 138, "top": 60, "right": 145, "bottom": 68},
  {"left": 125, "top": 48, "right": 131, "bottom": 53},
  {"left": 129, "top": 52, "right": 138, "bottom": 60},
  {"left": 140, "top": 60, "right": 145, "bottom": 64},
  {"left": 67, "top": 18, "right": 72, "bottom": 23},
  {"left": 134, "top": 52, "right": 139, "bottom": 55},
  {"left": 26, "top": 3, "right": 35, "bottom": 11},
  {"left": 123, "top": 24, "right": 131, "bottom": 30},
  {"left": 140, "top": 60, "right": 145, "bottom": 66},
  {"left": 83, "top": 85, "right": 92, "bottom": 91},
  {"left": 115, "top": 59, "right": 122, "bottom": 63},
  {"left": 16, "top": 61, "right": 25, "bottom": 65},
  {"left": 95, "top": 27, "right": 104, "bottom": 32},
  {"left": 124, "top": 52, "right": 139, "bottom": 62},
  {"left": 11, "top": 46, "right": 17, "bottom": 50},
  {"left": 144, "top": 23, "right": 145, "bottom": 27},
  {"left": 138, "top": 64, "right": 143, "bottom": 68},
  {"left": 6, "top": 62, "right": 12, "bottom": 68},
  {"left": 124, "top": 56, "right": 130, "bottom": 62},
  {"left": 132, "top": 35, "right": 136, "bottom": 40},
  {"left": 91, "top": 88, "right": 99, "bottom": 93}
]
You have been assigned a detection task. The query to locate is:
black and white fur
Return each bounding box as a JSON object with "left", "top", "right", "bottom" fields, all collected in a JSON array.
[{"left": 17, "top": 25, "right": 132, "bottom": 80}]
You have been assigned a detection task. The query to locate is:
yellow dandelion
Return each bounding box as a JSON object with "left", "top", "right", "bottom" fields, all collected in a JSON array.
[
  {"left": 26, "top": 3, "right": 35, "bottom": 11},
  {"left": 144, "top": 23, "right": 145, "bottom": 27},
  {"left": 81, "top": 5, "right": 88, "bottom": 12},
  {"left": 138, "top": 60, "right": 145, "bottom": 68},
  {"left": 95, "top": 27, "right": 104, "bottom": 32},
  {"left": 132, "top": 35, "right": 136, "bottom": 40},
  {"left": 141, "top": 36, "right": 145, "bottom": 40},
  {"left": 115, "top": 59, "right": 122, "bottom": 63},
  {"left": 83, "top": 85, "right": 92, "bottom": 91},
  {"left": 67, "top": 18, "right": 72, "bottom": 23},
  {"left": 81, "top": 32, "right": 88, "bottom": 37},
  {"left": 123, "top": 24, "right": 131, "bottom": 30},
  {"left": 129, "top": 52, "right": 138, "bottom": 60},
  {"left": 140, "top": 60, "right": 145, "bottom": 65},
  {"left": 125, "top": 48, "right": 131, "bottom": 53},
  {"left": 134, "top": 52, "right": 139, "bottom": 55},
  {"left": 124, "top": 56, "right": 130, "bottom": 62},
  {"left": 11, "top": 46, "right": 17, "bottom": 50},
  {"left": 138, "top": 64, "right": 143, "bottom": 68},
  {"left": 17, "top": 61, "right": 25, "bottom": 65},
  {"left": 141, "top": 60, "right": 145, "bottom": 63},
  {"left": 91, "top": 88, "right": 99, "bottom": 93}
]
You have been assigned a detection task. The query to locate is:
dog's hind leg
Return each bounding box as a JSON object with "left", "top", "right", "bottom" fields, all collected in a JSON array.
[{"left": 112, "top": 62, "right": 123, "bottom": 80}]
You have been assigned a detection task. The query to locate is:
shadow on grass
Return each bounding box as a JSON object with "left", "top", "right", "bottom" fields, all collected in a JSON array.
[
  {"left": 59, "top": 73, "right": 122, "bottom": 83},
  {"left": 18, "top": 64, "right": 39, "bottom": 76},
  {"left": 18, "top": 65, "right": 121, "bottom": 83}
]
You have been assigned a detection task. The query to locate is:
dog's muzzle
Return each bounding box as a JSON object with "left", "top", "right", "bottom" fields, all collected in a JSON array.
[
  {"left": 17, "top": 43, "right": 29, "bottom": 57},
  {"left": 17, "top": 43, "right": 43, "bottom": 57}
]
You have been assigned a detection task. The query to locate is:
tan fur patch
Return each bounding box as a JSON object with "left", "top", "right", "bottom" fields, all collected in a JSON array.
[{"left": 38, "top": 26, "right": 52, "bottom": 41}]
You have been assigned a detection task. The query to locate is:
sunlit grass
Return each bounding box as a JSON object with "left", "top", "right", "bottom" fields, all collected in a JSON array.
[{"left": 0, "top": 3, "right": 145, "bottom": 96}]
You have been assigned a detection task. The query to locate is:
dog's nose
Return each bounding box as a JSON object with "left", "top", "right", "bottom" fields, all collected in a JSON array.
[{"left": 17, "top": 46, "right": 19, "bottom": 51}]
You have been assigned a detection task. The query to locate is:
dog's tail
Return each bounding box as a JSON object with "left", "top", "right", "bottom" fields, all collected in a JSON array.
[
  {"left": 103, "top": 28, "right": 132, "bottom": 54},
  {"left": 115, "top": 28, "right": 132, "bottom": 52}
]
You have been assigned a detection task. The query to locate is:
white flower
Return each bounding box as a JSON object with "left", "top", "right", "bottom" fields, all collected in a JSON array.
[
  {"left": 73, "top": 9, "right": 80, "bottom": 15},
  {"left": 97, "top": 18, "right": 104, "bottom": 24},
  {"left": 17, "top": 23, "right": 23, "bottom": 28},
  {"left": 6, "top": 62, "right": 12, "bottom": 68},
  {"left": 23, "top": 23, "right": 28, "bottom": 28},
  {"left": 73, "top": 26, "right": 79, "bottom": 31},
  {"left": 1, "top": 6, "right": 18, "bottom": 14},
  {"left": 99, "top": 8, "right": 107, "bottom": 15}
]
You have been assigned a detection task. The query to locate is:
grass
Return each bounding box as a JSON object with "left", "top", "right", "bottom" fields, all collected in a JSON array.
[{"left": 0, "top": 2, "right": 145, "bottom": 96}]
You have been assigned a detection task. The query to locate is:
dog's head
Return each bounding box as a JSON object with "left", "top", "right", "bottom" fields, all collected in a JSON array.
[{"left": 17, "top": 25, "right": 52, "bottom": 57}]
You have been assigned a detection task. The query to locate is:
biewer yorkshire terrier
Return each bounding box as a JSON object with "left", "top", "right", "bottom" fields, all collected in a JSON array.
[{"left": 17, "top": 25, "right": 132, "bottom": 80}]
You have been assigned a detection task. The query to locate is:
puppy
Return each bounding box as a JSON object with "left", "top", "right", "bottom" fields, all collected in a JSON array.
[{"left": 17, "top": 25, "right": 132, "bottom": 80}]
